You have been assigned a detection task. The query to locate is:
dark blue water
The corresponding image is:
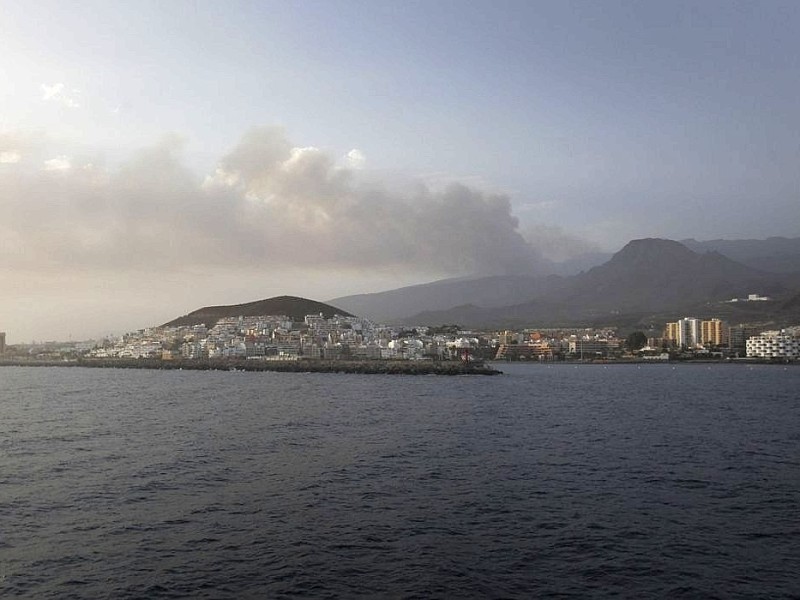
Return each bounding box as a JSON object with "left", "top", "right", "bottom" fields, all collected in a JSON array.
[{"left": 1, "top": 364, "right": 798, "bottom": 598}]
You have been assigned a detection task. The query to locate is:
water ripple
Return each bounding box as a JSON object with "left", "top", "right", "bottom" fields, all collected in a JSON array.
[{"left": 1, "top": 364, "right": 799, "bottom": 598}]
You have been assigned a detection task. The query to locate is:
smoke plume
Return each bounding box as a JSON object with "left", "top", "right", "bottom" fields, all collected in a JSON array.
[{"left": 1, "top": 127, "right": 543, "bottom": 277}]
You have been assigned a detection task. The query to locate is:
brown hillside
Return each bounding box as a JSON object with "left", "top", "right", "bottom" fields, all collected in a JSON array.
[{"left": 162, "top": 295, "right": 354, "bottom": 328}]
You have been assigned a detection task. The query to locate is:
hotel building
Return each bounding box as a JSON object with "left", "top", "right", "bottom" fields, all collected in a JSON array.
[{"left": 746, "top": 330, "right": 800, "bottom": 359}]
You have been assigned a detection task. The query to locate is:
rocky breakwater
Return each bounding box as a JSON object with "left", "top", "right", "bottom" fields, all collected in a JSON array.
[
  {"left": 85, "top": 358, "right": 502, "bottom": 375},
  {"left": 0, "top": 357, "right": 501, "bottom": 375}
]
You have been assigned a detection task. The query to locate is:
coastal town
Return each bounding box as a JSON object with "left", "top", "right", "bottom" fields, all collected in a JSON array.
[{"left": 2, "top": 302, "right": 799, "bottom": 364}]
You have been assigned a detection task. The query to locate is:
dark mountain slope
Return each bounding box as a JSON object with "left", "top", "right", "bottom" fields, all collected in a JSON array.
[
  {"left": 405, "top": 239, "right": 795, "bottom": 327},
  {"left": 558, "top": 238, "right": 785, "bottom": 313},
  {"left": 332, "top": 237, "right": 800, "bottom": 325},
  {"left": 681, "top": 237, "right": 800, "bottom": 274},
  {"left": 330, "top": 274, "right": 564, "bottom": 323}
]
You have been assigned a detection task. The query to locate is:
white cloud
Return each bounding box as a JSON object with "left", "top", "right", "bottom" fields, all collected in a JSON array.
[
  {"left": 0, "top": 151, "right": 21, "bottom": 164},
  {"left": 345, "top": 148, "right": 366, "bottom": 169},
  {"left": 40, "top": 83, "right": 80, "bottom": 108},
  {"left": 43, "top": 156, "right": 72, "bottom": 171},
  {"left": 41, "top": 82, "right": 64, "bottom": 101},
  {"left": 0, "top": 127, "right": 546, "bottom": 277}
]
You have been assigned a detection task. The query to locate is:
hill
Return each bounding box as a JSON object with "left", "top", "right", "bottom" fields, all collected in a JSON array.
[
  {"left": 555, "top": 238, "right": 786, "bottom": 313},
  {"left": 330, "top": 274, "right": 564, "bottom": 323},
  {"left": 162, "top": 296, "right": 354, "bottom": 328},
  {"left": 680, "top": 237, "right": 800, "bottom": 274},
  {"left": 331, "top": 237, "right": 800, "bottom": 324},
  {"left": 404, "top": 239, "right": 799, "bottom": 328}
]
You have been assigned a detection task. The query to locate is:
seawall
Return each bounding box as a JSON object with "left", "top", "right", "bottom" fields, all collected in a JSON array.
[{"left": 0, "top": 358, "right": 502, "bottom": 376}]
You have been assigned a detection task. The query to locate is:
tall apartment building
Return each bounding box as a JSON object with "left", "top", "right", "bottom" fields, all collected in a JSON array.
[
  {"left": 701, "top": 318, "right": 727, "bottom": 347},
  {"left": 664, "top": 322, "right": 679, "bottom": 345},
  {"left": 0, "top": 331, "right": 5, "bottom": 354},
  {"left": 666, "top": 318, "right": 727, "bottom": 348},
  {"left": 672, "top": 317, "right": 702, "bottom": 348}
]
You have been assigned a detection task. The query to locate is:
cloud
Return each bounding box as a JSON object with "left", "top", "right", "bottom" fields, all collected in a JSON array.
[
  {"left": 0, "top": 151, "right": 20, "bottom": 164},
  {"left": 43, "top": 156, "right": 72, "bottom": 171},
  {"left": 345, "top": 148, "right": 366, "bottom": 169},
  {"left": 40, "top": 83, "right": 64, "bottom": 101},
  {"left": 40, "top": 83, "right": 80, "bottom": 108},
  {"left": 0, "top": 127, "right": 545, "bottom": 277},
  {"left": 1, "top": 132, "right": 37, "bottom": 163},
  {"left": 522, "top": 223, "right": 601, "bottom": 263}
]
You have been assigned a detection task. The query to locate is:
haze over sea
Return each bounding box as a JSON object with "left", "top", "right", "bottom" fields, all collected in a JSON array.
[{"left": 2, "top": 364, "right": 798, "bottom": 599}]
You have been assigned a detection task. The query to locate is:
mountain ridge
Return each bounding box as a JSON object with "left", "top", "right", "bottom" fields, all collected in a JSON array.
[
  {"left": 160, "top": 238, "right": 800, "bottom": 331},
  {"left": 680, "top": 236, "right": 800, "bottom": 274},
  {"left": 334, "top": 238, "right": 799, "bottom": 328}
]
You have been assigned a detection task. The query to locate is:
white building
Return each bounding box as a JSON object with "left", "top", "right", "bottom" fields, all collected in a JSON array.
[
  {"left": 746, "top": 330, "right": 800, "bottom": 359},
  {"left": 677, "top": 317, "right": 702, "bottom": 348}
]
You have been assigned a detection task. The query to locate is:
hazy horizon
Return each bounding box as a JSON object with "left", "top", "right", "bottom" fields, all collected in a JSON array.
[{"left": 3, "top": 1, "right": 800, "bottom": 342}]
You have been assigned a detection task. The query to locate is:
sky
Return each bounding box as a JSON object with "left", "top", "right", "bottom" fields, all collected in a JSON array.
[{"left": 2, "top": 0, "right": 799, "bottom": 342}]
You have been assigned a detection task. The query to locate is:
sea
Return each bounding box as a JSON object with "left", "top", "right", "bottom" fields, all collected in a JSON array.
[{"left": 1, "top": 363, "right": 798, "bottom": 599}]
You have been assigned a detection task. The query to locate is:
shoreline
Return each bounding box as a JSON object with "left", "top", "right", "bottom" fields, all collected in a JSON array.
[
  {"left": 2, "top": 357, "right": 796, "bottom": 373},
  {"left": 489, "top": 358, "right": 799, "bottom": 366}
]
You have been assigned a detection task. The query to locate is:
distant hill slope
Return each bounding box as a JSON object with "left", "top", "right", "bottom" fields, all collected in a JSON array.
[
  {"left": 404, "top": 239, "right": 798, "bottom": 328},
  {"left": 162, "top": 296, "right": 354, "bottom": 328},
  {"left": 329, "top": 274, "right": 565, "bottom": 323},
  {"left": 680, "top": 237, "right": 800, "bottom": 273}
]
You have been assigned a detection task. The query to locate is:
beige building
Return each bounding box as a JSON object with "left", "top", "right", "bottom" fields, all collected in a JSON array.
[
  {"left": 498, "top": 330, "right": 517, "bottom": 346},
  {"left": 701, "top": 319, "right": 727, "bottom": 347},
  {"left": 666, "top": 318, "right": 727, "bottom": 347},
  {"left": 664, "top": 322, "right": 679, "bottom": 344},
  {"left": 665, "top": 317, "right": 702, "bottom": 348}
]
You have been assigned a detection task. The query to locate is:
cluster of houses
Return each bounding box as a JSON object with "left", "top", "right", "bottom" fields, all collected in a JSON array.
[
  {"left": 6, "top": 310, "right": 799, "bottom": 362},
  {"left": 89, "top": 312, "right": 800, "bottom": 363},
  {"left": 89, "top": 314, "right": 486, "bottom": 362},
  {"left": 490, "top": 318, "right": 800, "bottom": 361},
  {"left": 91, "top": 320, "right": 639, "bottom": 363}
]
